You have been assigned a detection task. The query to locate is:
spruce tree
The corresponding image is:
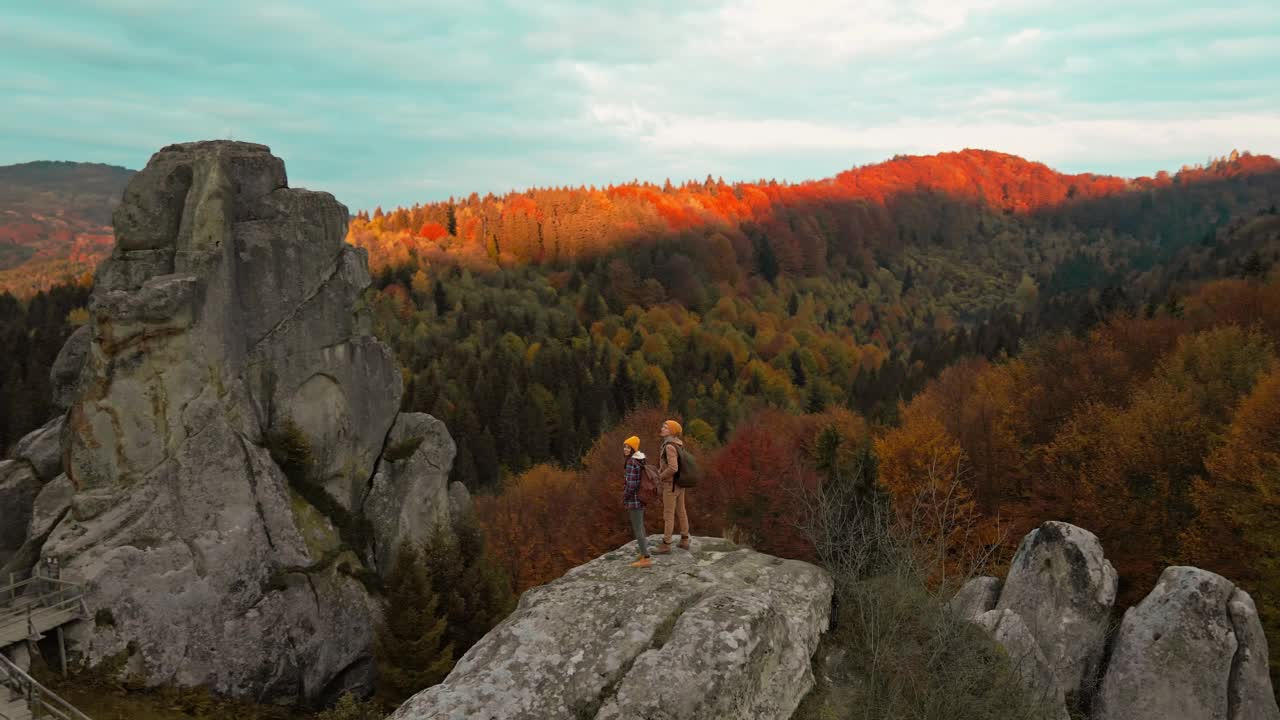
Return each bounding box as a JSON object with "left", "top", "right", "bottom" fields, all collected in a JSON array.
[{"left": 376, "top": 542, "right": 454, "bottom": 706}]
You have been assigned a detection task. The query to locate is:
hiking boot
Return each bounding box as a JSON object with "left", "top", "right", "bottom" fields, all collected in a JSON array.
[
  {"left": 629, "top": 556, "right": 653, "bottom": 568},
  {"left": 677, "top": 538, "right": 691, "bottom": 550},
  {"left": 654, "top": 542, "right": 673, "bottom": 554}
]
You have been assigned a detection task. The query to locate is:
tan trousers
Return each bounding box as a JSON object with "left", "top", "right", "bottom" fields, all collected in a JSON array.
[{"left": 662, "top": 481, "right": 689, "bottom": 543}]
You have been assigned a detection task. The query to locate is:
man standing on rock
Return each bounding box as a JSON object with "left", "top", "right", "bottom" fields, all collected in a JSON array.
[
  {"left": 623, "top": 436, "right": 652, "bottom": 568},
  {"left": 655, "top": 420, "right": 690, "bottom": 554}
]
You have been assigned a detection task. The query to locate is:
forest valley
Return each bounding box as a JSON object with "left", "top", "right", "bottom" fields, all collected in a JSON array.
[{"left": 2, "top": 148, "right": 1279, "bottom": 711}]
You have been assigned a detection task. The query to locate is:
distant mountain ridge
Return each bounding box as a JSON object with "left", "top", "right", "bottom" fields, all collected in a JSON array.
[
  {"left": 2, "top": 149, "right": 1276, "bottom": 297},
  {"left": 0, "top": 160, "right": 136, "bottom": 296}
]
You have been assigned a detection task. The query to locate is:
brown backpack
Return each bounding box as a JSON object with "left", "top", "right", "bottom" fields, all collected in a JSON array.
[{"left": 638, "top": 463, "right": 661, "bottom": 506}]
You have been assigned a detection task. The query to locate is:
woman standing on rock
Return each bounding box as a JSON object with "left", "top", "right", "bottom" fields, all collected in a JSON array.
[{"left": 623, "top": 436, "right": 653, "bottom": 568}]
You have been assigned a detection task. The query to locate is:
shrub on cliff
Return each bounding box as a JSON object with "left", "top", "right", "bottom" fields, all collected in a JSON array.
[
  {"left": 793, "top": 436, "right": 1058, "bottom": 720},
  {"left": 376, "top": 540, "right": 454, "bottom": 707}
]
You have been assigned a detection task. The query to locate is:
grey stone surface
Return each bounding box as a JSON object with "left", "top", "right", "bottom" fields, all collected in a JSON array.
[
  {"left": 1228, "top": 589, "right": 1280, "bottom": 720},
  {"left": 995, "top": 521, "right": 1117, "bottom": 701},
  {"left": 0, "top": 460, "right": 40, "bottom": 554},
  {"left": 973, "top": 609, "right": 1070, "bottom": 720},
  {"left": 39, "top": 140, "right": 412, "bottom": 703},
  {"left": 363, "top": 412, "right": 456, "bottom": 575},
  {"left": 447, "top": 481, "right": 473, "bottom": 528},
  {"left": 1095, "top": 567, "right": 1279, "bottom": 720},
  {"left": 50, "top": 324, "right": 91, "bottom": 412},
  {"left": 389, "top": 538, "right": 833, "bottom": 720},
  {"left": 947, "top": 575, "right": 1002, "bottom": 621},
  {"left": 13, "top": 416, "right": 66, "bottom": 482},
  {"left": 0, "top": 474, "right": 74, "bottom": 578}
]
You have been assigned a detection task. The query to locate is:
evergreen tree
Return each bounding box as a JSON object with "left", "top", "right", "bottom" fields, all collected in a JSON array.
[
  {"left": 497, "top": 386, "right": 526, "bottom": 471},
  {"left": 421, "top": 519, "right": 516, "bottom": 656},
  {"left": 755, "top": 235, "right": 779, "bottom": 285},
  {"left": 376, "top": 542, "right": 454, "bottom": 707},
  {"left": 791, "top": 353, "right": 808, "bottom": 387},
  {"left": 805, "top": 383, "right": 828, "bottom": 413},
  {"left": 611, "top": 362, "right": 636, "bottom": 418},
  {"left": 432, "top": 280, "right": 449, "bottom": 317}
]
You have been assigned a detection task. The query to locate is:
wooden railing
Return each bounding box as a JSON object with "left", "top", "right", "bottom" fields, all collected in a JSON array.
[
  {"left": 0, "top": 576, "right": 87, "bottom": 645},
  {"left": 0, "top": 651, "right": 92, "bottom": 720}
]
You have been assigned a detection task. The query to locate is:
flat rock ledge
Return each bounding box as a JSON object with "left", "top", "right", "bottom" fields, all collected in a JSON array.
[{"left": 389, "top": 536, "right": 834, "bottom": 720}]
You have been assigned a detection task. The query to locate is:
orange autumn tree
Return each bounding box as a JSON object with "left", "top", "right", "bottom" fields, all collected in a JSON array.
[
  {"left": 476, "top": 405, "right": 873, "bottom": 592},
  {"left": 474, "top": 464, "right": 589, "bottom": 592},
  {"left": 1183, "top": 363, "right": 1280, "bottom": 655},
  {"left": 876, "top": 273, "right": 1280, "bottom": 608},
  {"left": 874, "top": 397, "right": 992, "bottom": 577},
  {"left": 477, "top": 407, "right": 677, "bottom": 593}
]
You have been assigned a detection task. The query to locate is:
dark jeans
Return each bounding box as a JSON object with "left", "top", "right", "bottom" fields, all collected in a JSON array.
[{"left": 629, "top": 508, "right": 650, "bottom": 557}]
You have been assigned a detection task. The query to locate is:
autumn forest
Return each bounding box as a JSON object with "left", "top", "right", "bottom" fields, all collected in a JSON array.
[{"left": 3, "top": 148, "right": 1279, "bottom": 695}]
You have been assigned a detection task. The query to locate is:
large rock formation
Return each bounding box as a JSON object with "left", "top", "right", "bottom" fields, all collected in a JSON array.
[
  {"left": 995, "top": 521, "right": 1118, "bottom": 701},
  {"left": 1095, "top": 567, "right": 1280, "bottom": 720},
  {"left": 0, "top": 461, "right": 41, "bottom": 564},
  {"left": 363, "top": 412, "right": 455, "bottom": 574},
  {"left": 0, "top": 474, "right": 74, "bottom": 578},
  {"left": 952, "top": 523, "right": 1279, "bottom": 720},
  {"left": 13, "top": 416, "right": 66, "bottom": 482},
  {"left": 973, "top": 609, "right": 1070, "bottom": 720},
  {"left": 2, "top": 141, "right": 463, "bottom": 703},
  {"left": 390, "top": 537, "right": 833, "bottom": 720},
  {"left": 946, "top": 575, "right": 1002, "bottom": 621}
]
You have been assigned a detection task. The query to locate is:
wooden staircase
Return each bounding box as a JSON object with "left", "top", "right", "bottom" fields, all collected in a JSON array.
[
  {"left": 0, "top": 568, "right": 92, "bottom": 720},
  {"left": 0, "top": 684, "right": 33, "bottom": 720}
]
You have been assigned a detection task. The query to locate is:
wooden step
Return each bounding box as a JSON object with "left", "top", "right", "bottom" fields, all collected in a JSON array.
[{"left": 0, "top": 695, "right": 32, "bottom": 720}]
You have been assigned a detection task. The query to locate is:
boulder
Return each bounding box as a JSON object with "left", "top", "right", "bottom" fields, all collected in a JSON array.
[
  {"left": 389, "top": 538, "right": 833, "bottom": 720},
  {"left": 14, "top": 416, "right": 66, "bottom": 481},
  {"left": 447, "top": 481, "right": 473, "bottom": 527},
  {"left": 0, "top": 460, "right": 40, "bottom": 555},
  {"left": 973, "top": 609, "right": 1070, "bottom": 720},
  {"left": 947, "top": 575, "right": 1002, "bottom": 620},
  {"left": 50, "top": 324, "right": 90, "bottom": 412},
  {"left": 1095, "top": 567, "right": 1279, "bottom": 720},
  {"left": 363, "top": 412, "right": 456, "bottom": 575},
  {"left": 41, "top": 140, "right": 408, "bottom": 702},
  {"left": 995, "top": 521, "right": 1117, "bottom": 701},
  {"left": 0, "top": 473, "right": 74, "bottom": 577},
  {"left": 1227, "top": 590, "right": 1280, "bottom": 720}
]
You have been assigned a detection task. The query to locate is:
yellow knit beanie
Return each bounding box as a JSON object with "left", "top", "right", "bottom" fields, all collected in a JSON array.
[
  {"left": 624, "top": 436, "right": 640, "bottom": 451},
  {"left": 663, "top": 420, "right": 683, "bottom": 436}
]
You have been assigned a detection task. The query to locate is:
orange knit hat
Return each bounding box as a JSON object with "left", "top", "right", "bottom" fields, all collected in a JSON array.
[
  {"left": 624, "top": 436, "right": 640, "bottom": 451},
  {"left": 663, "top": 420, "right": 683, "bottom": 436}
]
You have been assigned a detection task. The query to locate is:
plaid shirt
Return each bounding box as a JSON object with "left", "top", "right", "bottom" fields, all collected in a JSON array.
[{"left": 623, "top": 456, "right": 645, "bottom": 509}]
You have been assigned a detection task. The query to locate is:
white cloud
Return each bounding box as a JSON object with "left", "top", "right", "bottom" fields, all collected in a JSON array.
[
  {"left": 1005, "top": 28, "right": 1042, "bottom": 46},
  {"left": 696, "top": 0, "right": 1010, "bottom": 64},
  {"left": 584, "top": 102, "right": 1280, "bottom": 173}
]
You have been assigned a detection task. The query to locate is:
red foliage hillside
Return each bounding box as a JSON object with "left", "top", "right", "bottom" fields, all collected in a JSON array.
[
  {"left": 0, "top": 161, "right": 135, "bottom": 296},
  {"left": 349, "top": 149, "right": 1279, "bottom": 273}
]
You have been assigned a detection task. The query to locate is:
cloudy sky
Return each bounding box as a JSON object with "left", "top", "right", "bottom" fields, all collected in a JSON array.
[{"left": 3, "top": 0, "right": 1278, "bottom": 211}]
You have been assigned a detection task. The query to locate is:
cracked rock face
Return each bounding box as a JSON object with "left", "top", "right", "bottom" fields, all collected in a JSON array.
[
  {"left": 0, "top": 461, "right": 41, "bottom": 561},
  {"left": 995, "top": 521, "right": 1117, "bottom": 701},
  {"left": 363, "top": 412, "right": 457, "bottom": 575},
  {"left": 388, "top": 537, "right": 833, "bottom": 720},
  {"left": 37, "top": 141, "right": 405, "bottom": 702},
  {"left": 973, "top": 609, "right": 1070, "bottom": 720},
  {"left": 953, "top": 523, "right": 1279, "bottom": 720},
  {"left": 1095, "top": 567, "right": 1280, "bottom": 720}
]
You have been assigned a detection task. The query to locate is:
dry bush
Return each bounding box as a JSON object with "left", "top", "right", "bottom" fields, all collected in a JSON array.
[{"left": 792, "top": 444, "right": 1058, "bottom": 720}]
